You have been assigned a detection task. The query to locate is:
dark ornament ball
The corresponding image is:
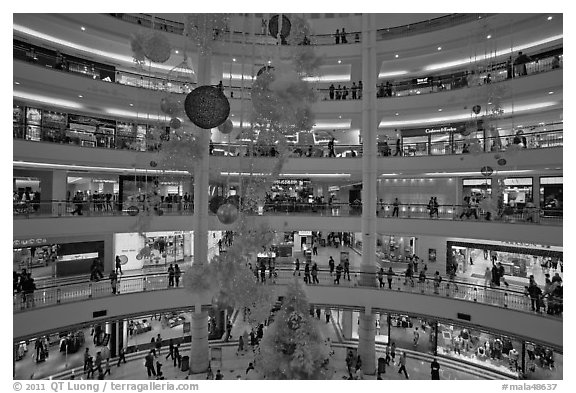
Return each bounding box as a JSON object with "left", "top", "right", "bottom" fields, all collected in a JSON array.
[
  {"left": 497, "top": 158, "right": 507, "bottom": 166},
  {"left": 150, "top": 161, "right": 158, "bottom": 167},
  {"left": 127, "top": 206, "right": 140, "bottom": 216},
  {"left": 257, "top": 65, "right": 274, "bottom": 77},
  {"left": 268, "top": 15, "right": 291, "bottom": 39},
  {"left": 217, "top": 203, "right": 239, "bottom": 225},
  {"left": 184, "top": 86, "right": 230, "bottom": 129},
  {"left": 472, "top": 105, "right": 481, "bottom": 115},
  {"left": 480, "top": 166, "right": 494, "bottom": 177},
  {"left": 209, "top": 196, "right": 225, "bottom": 214}
]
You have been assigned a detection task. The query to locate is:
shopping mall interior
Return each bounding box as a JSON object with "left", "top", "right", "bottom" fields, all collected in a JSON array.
[{"left": 11, "top": 11, "right": 564, "bottom": 382}]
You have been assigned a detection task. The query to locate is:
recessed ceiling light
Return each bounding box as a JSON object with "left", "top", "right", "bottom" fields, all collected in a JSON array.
[
  {"left": 81, "top": 26, "right": 86, "bottom": 31},
  {"left": 487, "top": 102, "right": 492, "bottom": 105},
  {"left": 486, "top": 35, "right": 492, "bottom": 39},
  {"left": 337, "top": 60, "right": 342, "bottom": 64},
  {"left": 14, "top": 81, "right": 20, "bottom": 85},
  {"left": 175, "top": 50, "right": 179, "bottom": 54},
  {"left": 437, "top": 47, "right": 442, "bottom": 51},
  {"left": 395, "top": 112, "right": 399, "bottom": 116},
  {"left": 547, "top": 16, "right": 553, "bottom": 21},
  {"left": 395, "top": 54, "right": 399, "bottom": 58},
  {"left": 338, "top": 115, "right": 342, "bottom": 119},
  {"left": 267, "top": 60, "right": 271, "bottom": 64},
  {"left": 129, "top": 103, "right": 134, "bottom": 107},
  {"left": 548, "top": 91, "right": 554, "bottom": 95},
  {"left": 78, "top": 95, "right": 83, "bottom": 98},
  {"left": 416, "top": 91, "right": 421, "bottom": 94},
  {"left": 231, "top": 114, "right": 235, "bottom": 116},
  {"left": 438, "top": 108, "right": 442, "bottom": 112}
]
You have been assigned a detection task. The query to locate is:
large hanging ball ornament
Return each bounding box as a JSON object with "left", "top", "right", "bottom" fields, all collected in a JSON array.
[
  {"left": 184, "top": 86, "right": 230, "bottom": 129},
  {"left": 268, "top": 14, "right": 292, "bottom": 40},
  {"left": 257, "top": 65, "right": 274, "bottom": 77},
  {"left": 150, "top": 160, "right": 158, "bottom": 167},
  {"left": 127, "top": 206, "right": 140, "bottom": 216},
  {"left": 480, "top": 166, "right": 494, "bottom": 177},
  {"left": 169, "top": 117, "right": 182, "bottom": 130},
  {"left": 472, "top": 105, "right": 481, "bottom": 115},
  {"left": 497, "top": 158, "right": 507, "bottom": 166},
  {"left": 160, "top": 96, "right": 180, "bottom": 116},
  {"left": 209, "top": 195, "right": 226, "bottom": 214},
  {"left": 143, "top": 32, "right": 172, "bottom": 63},
  {"left": 216, "top": 203, "right": 239, "bottom": 225},
  {"left": 218, "top": 118, "right": 234, "bottom": 134}
]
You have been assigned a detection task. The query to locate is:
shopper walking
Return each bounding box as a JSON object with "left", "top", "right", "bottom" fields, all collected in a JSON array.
[
  {"left": 83, "top": 348, "right": 91, "bottom": 373},
  {"left": 115, "top": 255, "right": 123, "bottom": 274},
  {"left": 174, "top": 264, "right": 181, "bottom": 287},
  {"left": 155, "top": 334, "right": 162, "bottom": 356},
  {"left": 433, "top": 271, "right": 442, "bottom": 294},
  {"left": 378, "top": 268, "right": 385, "bottom": 288},
  {"left": 431, "top": 358, "right": 441, "bottom": 380},
  {"left": 167, "top": 264, "right": 175, "bottom": 287},
  {"left": 394, "top": 137, "right": 402, "bottom": 156},
  {"left": 397, "top": 352, "right": 409, "bottom": 379},
  {"left": 304, "top": 262, "right": 311, "bottom": 284},
  {"left": 94, "top": 351, "right": 103, "bottom": 375},
  {"left": 344, "top": 259, "right": 351, "bottom": 281},
  {"left": 328, "top": 256, "right": 335, "bottom": 275},
  {"left": 145, "top": 351, "right": 156, "bottom": 377},
  {"left": 109, "top": 270, "right": 118, "bottom": 294},
  {"left": 173, "top": 344, "right": 181, "bottom": 368},
  {"left": 103, "top": 358, "right": 111, "bottom": 377},
  {"left": 311, "top": 263, "right": 319, "bottom": 284},
  {"left": 117, "top": 347, "right": 127, "bottom": 367},
  {"left": 328, "top": 137, "right": 336, "bottom": 157},
  {"left": 387, "top": 267, "right": 395, "bottom": 289},
  {"left": 334, "top": 263, "right": 343, "bottom": 284},
  {"left": 329, "top": 84, "right": 335, "bottom": 100},
  {"left": 392, "top": 198, "right": 400, "bottom": 217},
  {"left": 166, "top": 339, "right": 175, "bottom": 361}
]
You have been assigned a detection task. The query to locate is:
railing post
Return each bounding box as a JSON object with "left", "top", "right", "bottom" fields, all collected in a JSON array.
[
  {"left": 143, "top": 277, "right": 147, "bottom": 291},
  {"left": 504, "top": 292, "right": 508, "bottom": 308},
  {"left": 57, "top": 288, "right": 61, "bottom": 304},
  {"left": 473, "top": 287, "right": 477, "bottom": 302},
  {"left": 88, "top": 283, "right": 92, "bottom": 298}
]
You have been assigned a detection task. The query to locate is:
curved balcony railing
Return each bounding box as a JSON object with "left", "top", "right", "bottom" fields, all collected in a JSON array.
[
  {"left": 13, "top": 268, "right": 563, "bottom": 320},
  {"left": 13, "top": 201, "right": 563, "bottom": 225},
  {"left": 108, "top": 13, "right": 494, "bottom": 45},
  {"left": 14, "top": 42, "right": 562, "bottom": 101}
]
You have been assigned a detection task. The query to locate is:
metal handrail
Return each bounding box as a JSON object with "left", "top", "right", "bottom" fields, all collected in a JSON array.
[{"left": 13, "top": 268, "right": 562, "bottom": 319}]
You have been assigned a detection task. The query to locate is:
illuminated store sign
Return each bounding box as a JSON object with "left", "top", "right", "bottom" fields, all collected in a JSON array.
[
  {"left": 425, "top": 127, "right": 457, "bottom": 134},
  {"left": 13, "top": 238, "right": 48, "bottom": 247}
]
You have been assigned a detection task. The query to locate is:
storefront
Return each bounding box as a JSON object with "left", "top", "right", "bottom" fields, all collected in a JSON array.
[
  {"left": 376, "top": 234, "right": 416, "bottom": 264},
  {"left": 114, "top": 230, "right": 222, "bottom": 272},
  {"left": 540, "top": 176, "right": 562, "bottom": 214},
  {"left": 401, "top": 123, "right": 470, "bottom": 156},
  {"left": 463, "top": 177, "right": 534, "bottom": 207},
  {"left": 446, "top": 240, "right": 562, "bottom": 287},
  {"left": 13, "top": 235, "right": 108, "bottom": 279}
]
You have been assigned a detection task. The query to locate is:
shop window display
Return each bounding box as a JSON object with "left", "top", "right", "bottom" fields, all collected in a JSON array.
[
  {"left": 388, "top": 313, "right": 436, "bottom": 355},
  {"left": 436, "top": 322, "right": 522, "bottom": 377},
  {"left": 524, "top": 342, "right": 562, "bottom": 380}
]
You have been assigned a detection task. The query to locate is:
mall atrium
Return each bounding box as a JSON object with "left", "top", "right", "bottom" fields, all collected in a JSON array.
[{"left": 12, "top": 13, "right": 563, "bottom": 381}]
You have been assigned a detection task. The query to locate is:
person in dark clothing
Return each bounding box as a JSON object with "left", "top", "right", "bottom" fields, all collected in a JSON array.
[
  {"left": 155, "top": 360, "right": 163, "bottom": 377},
  {"left": 174, "top": 264, "right": 181, "bottom": 287},
  {"left": 377, "top": 268, "right": 385, "bottom": 287},
  {"left": 117, "top": 347, "right": 127, "bottom": 367},
  {"left": 328, "top": 256, "right": 335, "bottom": 275},
  {"left": 334, "top": 263, "right": 343, "bottom": 284},
  {"left": 165, "top": 339, "right": 175, "bottom": 361},
  {"left": 304, "top": 262, "right": 311, "bottom": 284},
  {"left": 514, "top": 51, "right": 532, "bottom": 76},
  {"left": 387, "top": 267, "right": 395, "bottom": 289},
  {"left": 343, "top": 259, "right": 350, "bottom": 280},
  {"left": 293, "top": 258, "right": 300, "bottom": 276},
  {"left": 329, "top": 84, "right": 335, "bottom": 100},
  {"left": 341, "top": 28, "right": 348, "bottom": 43},
  {"left": 167, "top": 264, "right": 175, "bottom": 287},
  {"left": 328, "top": 137, "right": 336, "bottom": 157},
  {"left": 431, "top": 358, "right": 441, "bottom": 380},
  {"left": 316, "top": 308, "right": 321, "bottom": 319},
  {"left": 392, "top": 198, "right": 400, "bottom": 217},
  {"left": 83, "top": 348, "right": 91, "bottom": 372},
  {"left": 260, "top": 263, "right": 266, "bottom": 283},
  {"left": 335, "top": 29, "right": 340, "bottom": 44},
  {"left": 394, "top": 137, "right": 402, "bottom": 156},
  {"left": 115, "top": 255, "right": 123, "bottom": 274},
  {"left": 311, "top": 263, "right": 319, "bottom": 284},
  {"left": 145, "top": 351, "right": 156, "bottom": 377},
  {"left": 527, "top": 282, "right": 543, "bottom": 312}
]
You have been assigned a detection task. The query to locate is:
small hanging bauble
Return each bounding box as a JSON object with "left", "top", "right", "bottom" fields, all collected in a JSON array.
[
  {"left": 268, "top": 14, "right": 292, "bottom": 39},
  {"left": 143, "top": 32, "right": 172, "bottom": 63},
  {"left": 216, "top": 203, "right": 239, "bottom": 225},
  {"left": 480, "top": 166, "right": 494, "bottom": 177},
  {"left": 150, "top": 161, "right": 158, "bottom": 167},
  {"left": 497, "top": 158, "right": 507, "bottom": 166},
  {"left": 127, "top": 206, "right": 140, "bottom": 216},
  {"left": 160, "top": 96, "right": 180, "bottom": 116},
  {"left": 218, "top": 118, "right": 234, "bottom": 134},
  {"left": 169, "top": 118, "right": 182, "bottom": 130},
  {"left": 185, "top": 86, "right": 230, "bottom": 129},
  {"left": 472, "top": 105, "right": 481, "bottom": 115}
]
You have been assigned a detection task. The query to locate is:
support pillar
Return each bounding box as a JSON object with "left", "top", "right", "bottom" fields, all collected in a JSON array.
[
  {"left": 532, "top": 176, "right": 540, "bottom": 207},
  {"left": 37, "top": 169, "right": 67, "bottom": 216},
  {"left": 341, "top": 310, "right": 353, "bottom": 340},
  {"left": 360, "top": 13, "right": 378, "bottom": 286},
  {"left": 189, "top": 18, "right": 212, "bottom": 374},
  {"left": 358, "top": 310, "right": 376, "bottom": 374}
]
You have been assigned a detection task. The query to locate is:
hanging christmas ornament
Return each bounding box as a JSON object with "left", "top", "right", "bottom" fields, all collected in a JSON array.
[
  {"left": 143, "top": 31, "right": 172, "bottom": 63},
  {"left": 184, "top": 86, "right": 230, "bottom": 129},
  {"left": 497, "top": 158, "right": 507, "bottom": 166},
  {"left": 169, "top": 117, "right": 182, "bottom": 130},
  {"left": 130, "top": 32, "right": 147, "bottom": 64},
  {"left": 209, "top": 196, "right": 226, "bottom": 214},
  {"left": 268, "top": 15, "right": 292, "bottom": 40},
  {"left": 150, "top": 161, "right": 158, "bottom": 167},
  {"left": 480, "top": 166, "right": 494, "bottom": 176},
  {"left": 216, "top": 203, "right": 239, "bottom": 225},
  {"left": 218, "top": 118, "right": 234, "bottom": 134},
  {"left": 472, "top": 105, "right": 481, "bottom": 115},
  {"left": 127, "top": 206, "right": 140, "bottom": 216}
]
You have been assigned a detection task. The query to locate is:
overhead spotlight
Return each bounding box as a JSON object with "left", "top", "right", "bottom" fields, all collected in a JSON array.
[
  {"left": 78, "top": 95, "right": 83, "bottom": 98},
  {"left": 547, "top": 16, "right": 553, "bottom": 20},
  {"left": 81, "top": 26, "right": 86, "bottom": 31},
  {"left": 437, "top": 47, "right": 442, "bottom": 51},
  {"left": 395, "top": 113, "right": 399, "bottom": 116},
  {"left": 486, "top": 35, "right": 492, "bottom": 39},
  {"left": 548, "top": 91, "right": 554, "bottom": 95},
  {"left": 438, "top": 108, "right": 442, "bottom": 112},
  {"left": 129, "top": 103, "right": 134, "bottom": 107},
  {"left": 395, "top": 54, "right": 399, "bottom": 58},
  {"left": 14, "top": 81, "right": 20, "bottom": 85},
  {"left": 232, "top": 58, "right": 236, "bottom": 62},
  {"left": 337, "top": 60, "right": 342, "bottom": 64}
]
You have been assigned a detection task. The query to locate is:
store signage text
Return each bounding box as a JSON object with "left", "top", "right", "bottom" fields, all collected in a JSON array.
[
  {"left": 14, "top": 238, "right": 48, "bottom": 247},
  {"left": 425, "top": 127, "right": 457, "bottom": 134}
]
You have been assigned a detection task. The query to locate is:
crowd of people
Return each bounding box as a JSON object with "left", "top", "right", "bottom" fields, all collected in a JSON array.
[{"left": 328, "top": 81, "right": 362, "bottom": 100}]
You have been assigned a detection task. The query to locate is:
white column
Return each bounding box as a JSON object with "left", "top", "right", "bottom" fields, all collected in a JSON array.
[
  {"left": 360, "top": 13, "right": 378, "bottom": 286},
  {"left": 358, "top": 309, "right": 376, "bottom": 374},
  {"left": 189, "top": 20, "right": 212, "bottom": 374},
  {"left": 532, "top": 176, "right": 540, "bottom": 207},
  {"left": 37, "top": 169, "right": 67, "bottom": 215},
  {"left": 341, "top": 310, "right": 353, "bottom": 340}
]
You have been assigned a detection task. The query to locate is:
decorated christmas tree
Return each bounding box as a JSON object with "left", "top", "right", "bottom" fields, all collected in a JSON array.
[{"left": 255, "top": 279, "right": 333, "bottom": 379}]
